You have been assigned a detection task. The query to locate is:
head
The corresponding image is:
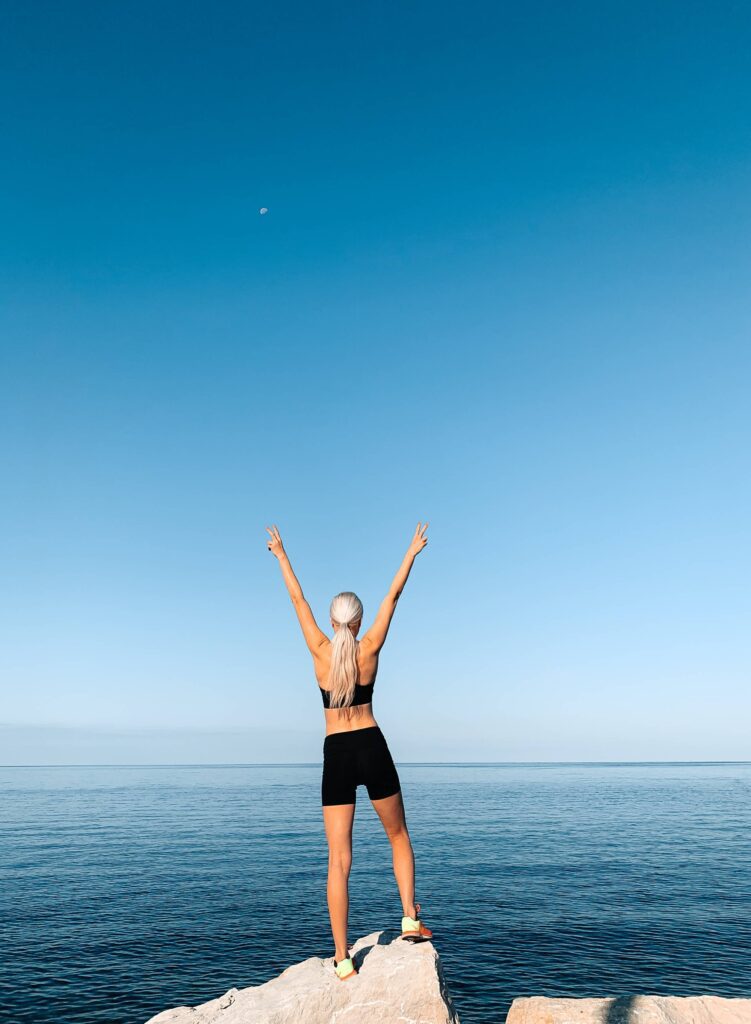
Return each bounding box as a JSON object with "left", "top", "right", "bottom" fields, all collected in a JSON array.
[{"left": 327, "top": 591, "right": 364, "bottom": 708}]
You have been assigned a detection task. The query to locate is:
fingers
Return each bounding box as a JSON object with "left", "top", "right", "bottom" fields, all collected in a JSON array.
[{"left": 410, "top": 521, "right": 429, "bottom": 553}]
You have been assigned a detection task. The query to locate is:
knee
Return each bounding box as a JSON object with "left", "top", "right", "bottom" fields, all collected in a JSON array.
[
  {"left": 328, "top": 848, "right": 352, "bottom": 875},
  {"left": 385, "top": 822, "right": 410, "bottom": 845}
]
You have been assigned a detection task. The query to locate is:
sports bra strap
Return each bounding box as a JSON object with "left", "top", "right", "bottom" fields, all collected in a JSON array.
[{"left": 319, "top": 680, "right": 375, "bottom": 709}]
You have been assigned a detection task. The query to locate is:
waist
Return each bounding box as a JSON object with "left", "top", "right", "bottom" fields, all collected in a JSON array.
[{"left": 323, "top": 724, "right": 386, "bottom": 749}]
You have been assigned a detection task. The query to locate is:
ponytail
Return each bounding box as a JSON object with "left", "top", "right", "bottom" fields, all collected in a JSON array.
[{"left": 328, "top": 591, "right": 364, "bottom": 709}]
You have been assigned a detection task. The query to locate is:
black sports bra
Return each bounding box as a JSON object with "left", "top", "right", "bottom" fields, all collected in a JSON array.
[{"left": 319, "top": 680, "right": 375, "bottom": 709}]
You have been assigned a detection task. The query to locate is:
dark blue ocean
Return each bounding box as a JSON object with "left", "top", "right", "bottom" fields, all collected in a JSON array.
[{"left": 1, "top": 762, "right": 750, "bottom": 1024}]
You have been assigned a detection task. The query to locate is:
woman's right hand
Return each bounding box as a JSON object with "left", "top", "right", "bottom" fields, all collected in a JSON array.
[
  {"left": 266, "top": 524, "right": 286, "bottom": 559},
  {"left": 408, "top": 521, "right": 429, "bottom": 557}
]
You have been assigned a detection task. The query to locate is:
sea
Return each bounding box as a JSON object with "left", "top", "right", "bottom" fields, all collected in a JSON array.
[{"left": 1, "top": 762, "right": 750, "bottom": 1024}]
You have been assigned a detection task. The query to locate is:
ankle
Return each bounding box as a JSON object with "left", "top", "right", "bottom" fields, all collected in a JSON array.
[
  {"left": 335, "top": 948, "right": 349, "bottom": 963},
  {"left": 403, "top": 905, "right": 417, "bottom": 920}
]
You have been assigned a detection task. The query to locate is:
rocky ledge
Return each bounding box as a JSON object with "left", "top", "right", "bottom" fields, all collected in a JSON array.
[
  {"left": 145, "top": 943, "right": 751, "bottom": 1024},
  {"left": 507, "top": 996, "right": 751, "bottom": 1024},
  {"left": 145, "top": 929, "right": 460, "bottom": 1024}
]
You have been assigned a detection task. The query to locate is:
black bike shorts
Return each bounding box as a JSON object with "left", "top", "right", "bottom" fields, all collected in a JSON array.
[{"left": 322, "top": 725, "right": 401, "bottom": 806}]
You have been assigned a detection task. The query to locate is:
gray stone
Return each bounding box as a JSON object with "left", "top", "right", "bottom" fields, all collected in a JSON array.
[
  {"left": 507, "top": 996, "right": 751, "bottom": 1024},
  {"left": 145, "top": 929, "right": 460, "bottom": 1024}
]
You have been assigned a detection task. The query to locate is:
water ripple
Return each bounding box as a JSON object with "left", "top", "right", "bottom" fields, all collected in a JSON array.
[{"left": 1, "top": 763, "right": 750, "bottom": 1023}]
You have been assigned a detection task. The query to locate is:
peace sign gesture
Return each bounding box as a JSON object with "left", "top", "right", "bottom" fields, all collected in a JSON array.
[
  {"left": 266, "top": 524, "right": 286, "bottom": 560},
  {"left": 408, "top": 521, "right": 429, "bottom": 557}
]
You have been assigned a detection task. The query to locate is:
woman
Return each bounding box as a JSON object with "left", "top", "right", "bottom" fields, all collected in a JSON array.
[{"left": 265, "top": 521, "right": 433, "bottom": 981}]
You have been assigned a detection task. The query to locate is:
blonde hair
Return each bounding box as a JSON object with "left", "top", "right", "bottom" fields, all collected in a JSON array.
[{"left": 327, "top": 591, "right": 364, "bottom": 709}]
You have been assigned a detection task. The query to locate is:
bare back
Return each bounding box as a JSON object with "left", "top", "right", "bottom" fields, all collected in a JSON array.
[{"left": 313, "top": 638, "right": 380, "bottom": 735}]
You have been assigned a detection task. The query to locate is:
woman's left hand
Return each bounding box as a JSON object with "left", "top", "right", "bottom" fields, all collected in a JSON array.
[
  {"left": 266, "top": 524, "right": 286, "bottom": 559},
  {"left": 408, "top": 521, "right": 429, "bottom": 557}
]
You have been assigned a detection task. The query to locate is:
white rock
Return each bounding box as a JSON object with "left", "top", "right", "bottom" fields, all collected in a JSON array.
[
  {"left": 507, "top": 995, "right": 751, "bottom": 1024},
  {"left": 145, "top": 930, "right": 460, "bottom": 1024}
]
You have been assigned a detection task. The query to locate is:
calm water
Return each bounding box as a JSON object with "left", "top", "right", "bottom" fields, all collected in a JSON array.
[{"left": 1, "top": 762, "right": 750, "bottom": 1024}]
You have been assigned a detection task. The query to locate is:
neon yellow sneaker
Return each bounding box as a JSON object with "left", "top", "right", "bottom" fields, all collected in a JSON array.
[
  {"left": 334, "top": 956, "right": 357, "bottom": 981},
  {"left": 401, "top": 902, "right": 433, "bottom": 941}
]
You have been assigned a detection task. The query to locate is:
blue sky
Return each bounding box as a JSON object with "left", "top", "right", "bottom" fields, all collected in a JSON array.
[{"left": 1, "top": 1, "right": 749, "bottom": 763}]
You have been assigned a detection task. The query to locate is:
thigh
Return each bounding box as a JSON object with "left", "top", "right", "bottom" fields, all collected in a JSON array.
[
  {"left": 361, "top": 736, "right": 401, "bottom": 803},
  {"left": 322, "top": 745, "right": 358, "bottom": 807},
  {"left": 370, "top": 789, "right": 407, "bottom": 838},
  {"left": 323, "top": 802, "right": 356, "bottom": 852}
]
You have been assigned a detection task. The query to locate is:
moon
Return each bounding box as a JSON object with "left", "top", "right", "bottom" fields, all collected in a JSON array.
[{"left": 259, "top": 207, "right": 268, "bottom": 215}]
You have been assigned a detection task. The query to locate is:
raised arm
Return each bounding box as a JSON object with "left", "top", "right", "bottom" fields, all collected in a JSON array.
[
  {"left": 361, "top": 522, "right": 429, "bottom": 654},
  {"left": 266, "top": 525, "right": 329, "bottom": 654}
]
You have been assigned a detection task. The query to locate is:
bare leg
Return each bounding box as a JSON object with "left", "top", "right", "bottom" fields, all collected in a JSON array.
[
  {"left": 322, "top": 803, "right": 355, "bottom": 961},
  {"left": 370, "top": 791, "right": 417, "bottom": 919}
]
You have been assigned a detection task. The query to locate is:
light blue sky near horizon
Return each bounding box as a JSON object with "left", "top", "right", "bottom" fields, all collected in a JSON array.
[{"left": 1, "top": 1, "right": 750, "bottom": 764}]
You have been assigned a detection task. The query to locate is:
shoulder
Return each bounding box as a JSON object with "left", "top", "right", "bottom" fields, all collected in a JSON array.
[
  {"left": 357, "top": 639, "right": 380, "bottom": 670},
  {"left": 312, "top": 639, "right": 331, "bottom": 685},
  {"left": 313, "top": 636, "right": 331, "bottom": 663},
  {"left": 358, "top": 634, "right": 383, "bottom": 656}
]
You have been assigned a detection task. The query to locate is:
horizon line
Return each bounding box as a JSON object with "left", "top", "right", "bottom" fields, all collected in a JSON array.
[{"left": 2, "top": 760, "right": 750, "bottom": 769}]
